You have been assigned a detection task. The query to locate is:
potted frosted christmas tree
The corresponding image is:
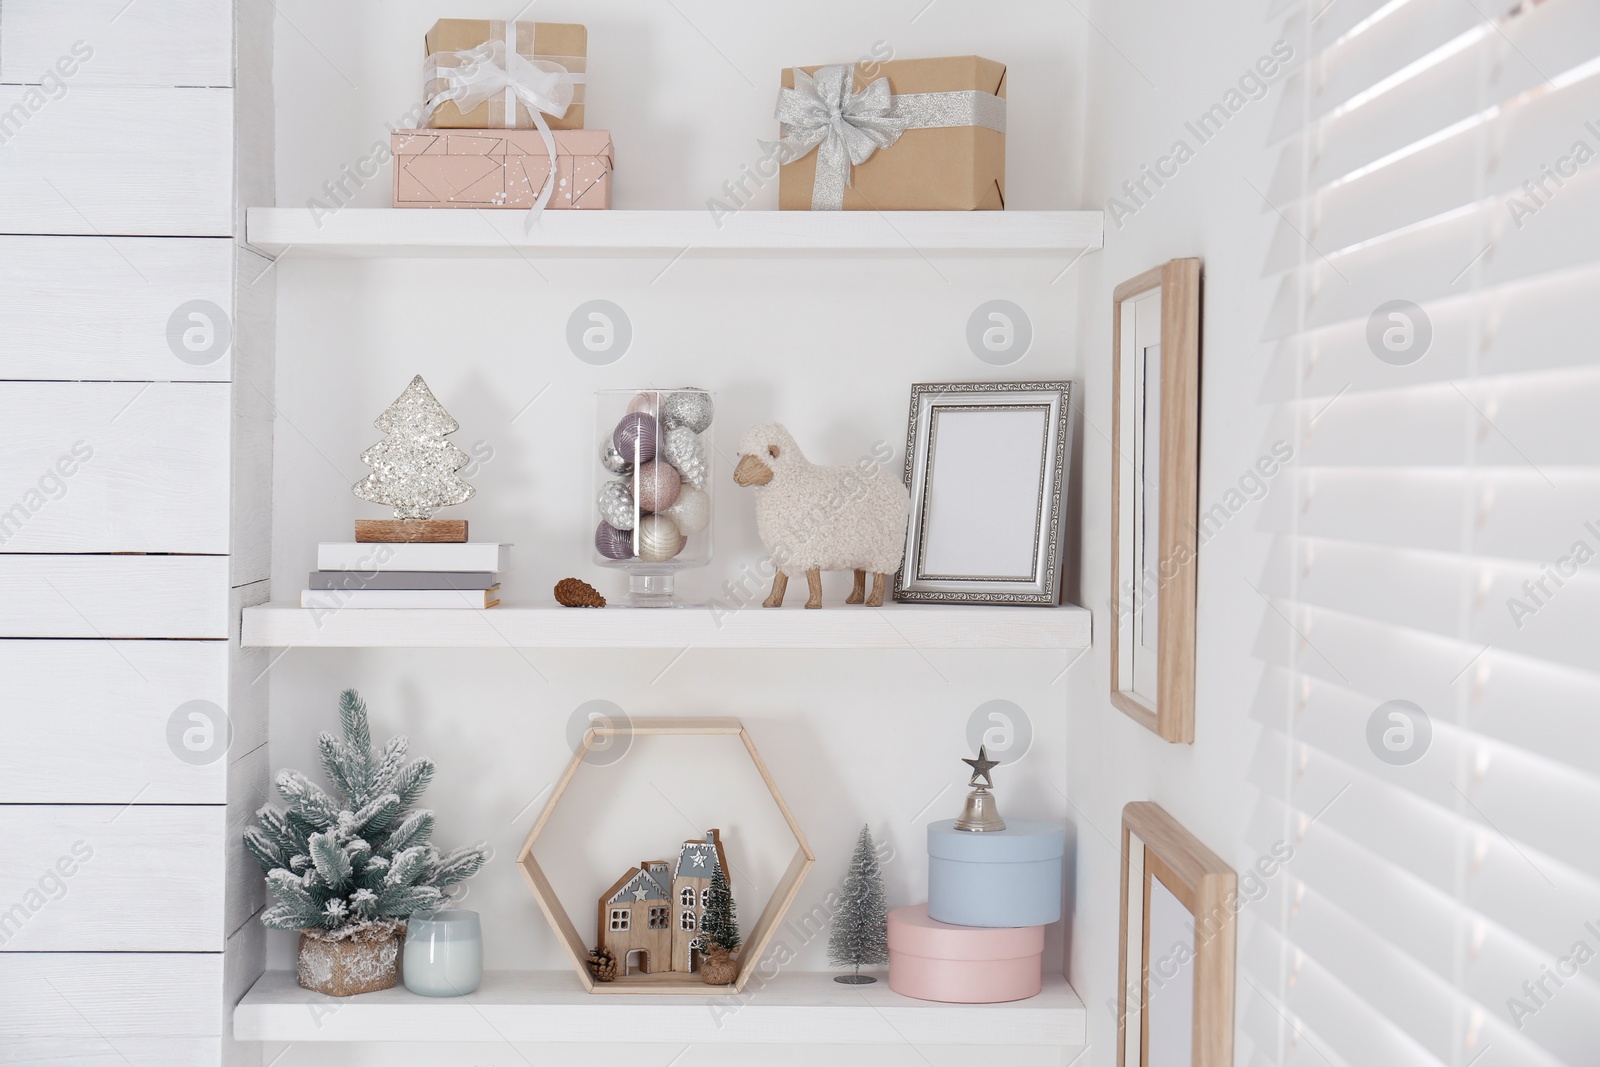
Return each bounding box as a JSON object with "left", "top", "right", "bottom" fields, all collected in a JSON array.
[
  {"left": 244, "top": 689, "right": 488, "bottom": 996},
  {"left": 828, "top": 825, "right": 889, "bottom": 984},
  {"left": 700, "top": 863, "right": 740, "bottom": 985}
]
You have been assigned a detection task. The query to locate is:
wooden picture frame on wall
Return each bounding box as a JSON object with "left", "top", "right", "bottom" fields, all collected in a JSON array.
[
  {"left": 1111, "top": 259, "right": 1201, "bottom": 743},
  {"left": 1117, "top": 802, "right": 1236, "bottom": 1067}
]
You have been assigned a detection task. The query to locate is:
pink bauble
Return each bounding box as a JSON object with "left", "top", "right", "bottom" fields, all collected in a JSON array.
[
  {"left": 612, "top": 412, "right": 658, "bottom": 466},
  {"left": 627, "top": 392, "right": 661, "bottom": 418},
  {"left": 635, "top": 460, "right": 682, "bottom": 513},
  {"left": 594, "top": 521, "right": 633, "bottom": 560}
]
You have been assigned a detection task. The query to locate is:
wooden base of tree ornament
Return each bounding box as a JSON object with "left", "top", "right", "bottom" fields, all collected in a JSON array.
[{"left": 354, "top": 519, "right": 468, "bottom": 543}]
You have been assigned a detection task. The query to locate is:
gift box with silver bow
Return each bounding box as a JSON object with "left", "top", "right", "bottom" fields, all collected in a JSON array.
[
  {"left": 423, "top": 19, "right": 587, "bottom": 130},
  {"left": 773, "top": 56, "right": 1006, "bottom": 211}
]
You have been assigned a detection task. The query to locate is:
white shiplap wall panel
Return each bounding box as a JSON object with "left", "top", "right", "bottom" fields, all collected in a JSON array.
[
  {"left": 0, "top": 555, "right": 229, "bottom": 638},
  {"left": 0, "top": 87, "right": 232, "bottom": 236},
  {"left": 0, "top": 640, "right": 240, "bottom": 804},
  {"left": 0, "top": 805, "right": 226, "bottom": 951},
  {"left": 0, "top": 0, "right": 233, "bottom": 87},
  {"left": 0, "top": 382, "right": 230, "bottom": 553},
  {"left": 0, "top": 1038, "right": 224, "bottom": 1067},
  {"left": 0, "top": 951, "right": 224, "bottom": 1036},
  {"left": 0, "top": 237, "right": 234, "bottom": 382}
]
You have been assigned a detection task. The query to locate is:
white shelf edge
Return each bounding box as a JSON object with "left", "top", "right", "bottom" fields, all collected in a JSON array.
[
  {"left": 245, "top": 208, "right": 1104, "bottom": 257},
  {"left": 240, "top": 602, "right": 1091, "bottom": 650},
  {"left": 233, "top": 969, "right": 1086, "bottom": 1046}
]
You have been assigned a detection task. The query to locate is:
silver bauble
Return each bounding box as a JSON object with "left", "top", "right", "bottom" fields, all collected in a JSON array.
[
  {"left": 661, "top": 425, "right": 709, "bottom": 489},
  {"left": 661, "top": 388, "right": 713, "bottom": 434},
  {"left": 597, "top": 478, "right": 637, "bottom": 531},
  {"left": 662, "top": 485, "right": 711, "bottom": 535},
  {"left": 636, "top": 514, "right": 684, "bottom": 562},
  {"left": 600, "top": 437, "right": 633, "bottom": 476}
]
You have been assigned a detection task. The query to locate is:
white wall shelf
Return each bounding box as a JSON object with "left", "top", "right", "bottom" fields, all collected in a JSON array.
[
  {"left": 241, "top": 603, "right": 1091, "bottom": 650},
  {"left": 245, "top": 208, "right": 1104, "bottom": 258},
  {"left": 234, "top": 969, "right": 1085, "bottom": 1046}
]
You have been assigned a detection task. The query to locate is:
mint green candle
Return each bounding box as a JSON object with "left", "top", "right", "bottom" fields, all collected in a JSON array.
[{"left": 404, "top": 910, "right": 482, "bottom": 997}]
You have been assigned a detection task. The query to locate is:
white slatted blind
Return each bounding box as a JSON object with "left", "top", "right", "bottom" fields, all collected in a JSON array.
[{"left": 1247, "top": 1, "right": 1600, "bottom": 1065}]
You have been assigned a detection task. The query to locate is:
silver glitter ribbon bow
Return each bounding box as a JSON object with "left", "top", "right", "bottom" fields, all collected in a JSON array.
[
  {"left": 769, "top": 64, "right": 1007, "bottom": 210},
  {"left": 423, "top": 39, "right": 584, "bottom": 224}
]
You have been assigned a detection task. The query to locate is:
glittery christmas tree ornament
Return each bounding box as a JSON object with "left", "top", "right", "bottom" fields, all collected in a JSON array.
[
  {"left": 661, "top": 388, "right": 713, "bottom": 434},
  {"left": 662, "top": 485, "right": 710, "bottom": 535},
  {"left": 636, "top": 460, "right": 682, "bottom": 514},
  {"left": 661, "top": 425, "right": 709, "bottom": 489},
  {"left": 596, "top": 479, "right": 637, "bottom": 531},
  {"left": 351, "top": 375, "right": 475, "bottom": 520}
]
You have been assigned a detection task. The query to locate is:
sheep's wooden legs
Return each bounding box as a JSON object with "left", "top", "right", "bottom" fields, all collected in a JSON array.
[
  {"left": 865, "top": 572, "right": 888, "bottom": 607},
  {"left": 805, "top": 569, "right": 824, "bottom": 609},
  {"left": 846, "top": 569, "right": 867, "bottom": 604},
  {"left": 763, "top": 572, "right": 788, "bottom": 608}
]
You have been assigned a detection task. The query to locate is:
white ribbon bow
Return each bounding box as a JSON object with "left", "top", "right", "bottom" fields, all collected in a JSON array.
[
  {"left": 424, "top": 40, "right": 583, "bottom": 225},
  {"left": 771, "top": 65, "right": 907, "bottom": 198}
]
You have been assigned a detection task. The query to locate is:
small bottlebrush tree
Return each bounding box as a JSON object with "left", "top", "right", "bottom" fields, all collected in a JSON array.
[
  {"left": 245, "top": 689, "right": 488, "bottom": 939},
  {"left": 828, "top": 824, "right": 888, "bottom": 982},
  {"left": 701, "top": 862, "right": 740, "bottom": 953}
]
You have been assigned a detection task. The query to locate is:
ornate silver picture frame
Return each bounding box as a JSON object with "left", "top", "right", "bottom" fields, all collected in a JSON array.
[{"left": 894, "top": 381, "right": 1074, "bottom": 605}]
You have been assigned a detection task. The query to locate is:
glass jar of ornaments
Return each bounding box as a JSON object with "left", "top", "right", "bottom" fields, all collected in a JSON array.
[{"left": 594, "top": 388, "right": 714, "bottom": 606}]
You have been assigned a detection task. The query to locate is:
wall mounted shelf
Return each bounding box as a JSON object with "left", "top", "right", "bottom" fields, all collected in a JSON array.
[
  {"left": 245, "top": 208, "right": 1104, "bottom": 258},
  {"left": 233, "top": 969, "right": 1086, "bottom": 1045},
  {"left": 240, "top": 603, "right": 1091, "bottom": 650}
]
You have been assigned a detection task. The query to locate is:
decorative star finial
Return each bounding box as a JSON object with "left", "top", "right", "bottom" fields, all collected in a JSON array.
[{"left": 962, "top": 745, "right": 1000, "bottom": 788}]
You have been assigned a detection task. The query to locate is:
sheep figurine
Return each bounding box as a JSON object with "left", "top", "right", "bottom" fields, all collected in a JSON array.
[{"left": 732, "top": 423, "right": 910, "bottom": 608}]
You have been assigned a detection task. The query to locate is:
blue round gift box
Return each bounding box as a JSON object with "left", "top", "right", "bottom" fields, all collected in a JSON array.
[{"left": 927, "top": 818, "right": 1066, "bottom": 928}]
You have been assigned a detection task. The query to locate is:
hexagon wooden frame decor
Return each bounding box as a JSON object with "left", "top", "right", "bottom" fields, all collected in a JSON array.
[{"left": 516, "top": 717, "right": 815, "bottom": 994}]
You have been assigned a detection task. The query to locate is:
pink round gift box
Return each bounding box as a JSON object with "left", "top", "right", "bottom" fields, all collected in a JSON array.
[{"left": 887, "top": 904, "right": 1044, "bottom": 1004}]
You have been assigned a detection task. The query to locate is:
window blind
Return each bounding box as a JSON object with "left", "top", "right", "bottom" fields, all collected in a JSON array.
[{"left": 1246, "top": 0, "right": 1600, "bottom": 1064}]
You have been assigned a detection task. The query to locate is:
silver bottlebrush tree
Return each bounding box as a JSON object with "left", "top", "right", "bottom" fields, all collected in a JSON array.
[
  {"left": 828, "top": 824, "right": 889, "bottom": 983},
  {"left": 245, "top": 689, "right": 488, "bottom": 938}
]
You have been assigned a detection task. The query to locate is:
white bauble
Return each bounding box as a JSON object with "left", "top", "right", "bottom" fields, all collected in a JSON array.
[
  {"left": 662, "top": 485, "right": 710, "bottom": 535},
  {"left": 636, "top": 515, "right": 684, "bottom": 562}
]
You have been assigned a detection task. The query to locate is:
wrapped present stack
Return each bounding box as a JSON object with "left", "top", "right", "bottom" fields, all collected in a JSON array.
[
  {"left": 772, "top": 55, "right": 1006, "bottom": 211},
  {"left": 888, "top": 747, "right": 1065, "bottom": 1003},
  {"left": 393, "top": 18, "right": 612, "bottom": 211}
]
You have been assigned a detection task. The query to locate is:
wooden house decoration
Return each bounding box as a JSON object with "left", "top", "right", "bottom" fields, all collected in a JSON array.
[
  {"left": 517, "top": 717, "right": 814, "bottom": 995},
  {"left": 598, "top": 829, "right": 730, "bottom": 976}
]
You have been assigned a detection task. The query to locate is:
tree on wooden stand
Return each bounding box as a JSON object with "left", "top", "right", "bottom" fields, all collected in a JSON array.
[
  {"left": 352, "top": 374, "right": 475, "bottom": 520},
  {"left": 828, "top": 824, "right": 888, "bottom": 984}
]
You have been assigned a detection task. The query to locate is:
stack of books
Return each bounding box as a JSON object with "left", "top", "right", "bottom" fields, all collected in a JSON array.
[{"left": 303, "top": 541, "right": 511, "bottom": 609}]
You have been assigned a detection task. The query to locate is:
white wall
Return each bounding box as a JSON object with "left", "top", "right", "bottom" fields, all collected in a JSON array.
[
  {"left": 264, "top": 2, "right": 1088, "bottom": 1048},
  {"left": 1064, "top": 0, "right": 1298, "bottom": 1062}
]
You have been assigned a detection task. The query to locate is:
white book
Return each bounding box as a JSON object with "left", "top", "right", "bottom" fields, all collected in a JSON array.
[
  {"left": 316, "top": 542, "right": 511, "bottom": 573},
  {"left": 301, "top": 588, "right": 501, "bottom": 610}
]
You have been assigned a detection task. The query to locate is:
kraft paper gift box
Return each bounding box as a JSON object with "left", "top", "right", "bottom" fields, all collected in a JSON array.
[
  {"left": 392, "top": 129, "right": 613, "bottom": 210},
  {"left": 775, "top": 56, "right": 1006, "bottom": 210},
  {"left": 424, "top": 19, "right": 587, "bottom": 130}
]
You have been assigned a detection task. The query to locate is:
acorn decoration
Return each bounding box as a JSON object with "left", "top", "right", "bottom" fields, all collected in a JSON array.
[
  {"left": 587, "top": 945, "right": 619, "bottom": 982},
  {"left": 555, "top": 577, "right": 606, "bottom": 608}
]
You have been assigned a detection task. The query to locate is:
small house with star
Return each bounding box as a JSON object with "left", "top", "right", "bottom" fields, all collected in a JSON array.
[{"left": 598, "top": 829, "right": 729, "bottom": 976}]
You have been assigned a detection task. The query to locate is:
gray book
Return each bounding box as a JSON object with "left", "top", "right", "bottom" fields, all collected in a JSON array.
[{"left": 308, "top": 571, "right": 498, "bottom": 591}]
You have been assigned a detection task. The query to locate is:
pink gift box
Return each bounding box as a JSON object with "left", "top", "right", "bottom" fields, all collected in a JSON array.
[
  {"left": 392, "top": 129, "right": 613, "bottom": 209},
  {"left": 887, "top": 904, "right": 1043, "bottom": 1004}
]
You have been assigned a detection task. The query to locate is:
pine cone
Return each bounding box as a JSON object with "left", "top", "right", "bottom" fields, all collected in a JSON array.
[
  {"left": 555, "top": 578, "right": 606, "bottom": 608},
  {"left": 588, "top": 945, "right": 619, "bottom": 982}
]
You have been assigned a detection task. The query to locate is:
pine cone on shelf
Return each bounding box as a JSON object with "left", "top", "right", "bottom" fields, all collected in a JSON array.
[
  {"left": 555, "top": 578, "right": 606, "bottom": 608},
  {"left": 588, "top": 946, "right": 619, "bottom": 982}
]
